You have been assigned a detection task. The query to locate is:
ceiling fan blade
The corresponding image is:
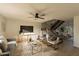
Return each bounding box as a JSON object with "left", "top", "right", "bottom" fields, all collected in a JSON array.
[
  {"left": 40, "top": 14, "right": 45, "bottom": 16},
  {"left": 39, "top": 17, "right": 45, "bottom": 19},
  {"left": 29, "top": 12, "right": 35, "bottom": 16},
  {"left": 37, "top": 7, "right": 49, "bottom": 16}
]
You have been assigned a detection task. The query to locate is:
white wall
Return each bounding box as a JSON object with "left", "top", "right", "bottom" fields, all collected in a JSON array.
[
  {"left": 74, "top": 16, "right": 79, "bottom": 47},
  {"left": 0, "top": 16, "right": 6, "bottom": 36},
  {"left": 6, "top": 19, "right": 42, "bottom": 39},
  {"left": 0, "top": 18, "right": 2, "bottom": 33}
]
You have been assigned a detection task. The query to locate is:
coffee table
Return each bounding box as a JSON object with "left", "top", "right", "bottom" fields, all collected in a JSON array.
[{"left": 30, "top": 40, "right": 42, "bottom": 55}]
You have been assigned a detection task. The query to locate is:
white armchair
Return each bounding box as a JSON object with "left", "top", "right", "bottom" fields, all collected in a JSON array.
[{"left": 46, "top": 34, "right": 60, "bottom": 50}]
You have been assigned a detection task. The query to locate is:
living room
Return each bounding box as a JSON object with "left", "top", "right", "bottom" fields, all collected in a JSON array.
[{"left": 0, "top": 3, "right": 79, "bottom": 56}]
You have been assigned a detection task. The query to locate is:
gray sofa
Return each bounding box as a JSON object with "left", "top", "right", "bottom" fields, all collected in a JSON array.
[{"left": 0, "top": 35, "right": 16, "bottom": 56}]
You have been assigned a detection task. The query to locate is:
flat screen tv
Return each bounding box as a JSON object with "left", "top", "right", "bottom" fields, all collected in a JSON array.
[{"left": 19, "top": 26, "right": 33, "bottom": 33}]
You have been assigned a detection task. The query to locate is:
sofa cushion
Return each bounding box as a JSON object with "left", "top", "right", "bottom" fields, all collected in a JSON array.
[{"left": 0, "top": 35, "right": 8, "bottom": 52}]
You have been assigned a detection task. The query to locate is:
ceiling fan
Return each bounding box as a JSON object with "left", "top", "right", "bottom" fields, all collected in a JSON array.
[
  {"left": 28, "top": 6, "right": 48, "bottom": 20},
  {"left": 28, "top": 12, "right": 45, "bottom": 20}
]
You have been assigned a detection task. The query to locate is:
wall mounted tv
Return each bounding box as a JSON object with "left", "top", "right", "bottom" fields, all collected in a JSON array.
[{"left": 20, "top": 26, "right": 33, "bottom": 33}]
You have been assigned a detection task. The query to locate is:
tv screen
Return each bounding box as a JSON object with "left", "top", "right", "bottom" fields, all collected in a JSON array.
[{"left": 20, "top": 26, "right": 33, "bottom": 33}]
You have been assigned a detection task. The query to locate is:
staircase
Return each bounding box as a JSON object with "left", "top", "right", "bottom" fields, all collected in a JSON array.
[
  {"left": 50, "top": 20, "right": 64, "bottom": 30},
  {"left": 47, "top": 20, "right": 65, "bottom": 47}
]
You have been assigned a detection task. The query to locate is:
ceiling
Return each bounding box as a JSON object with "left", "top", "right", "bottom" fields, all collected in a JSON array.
[{"left": 0, "top": 3, "right": 79, "bottom": 23}]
